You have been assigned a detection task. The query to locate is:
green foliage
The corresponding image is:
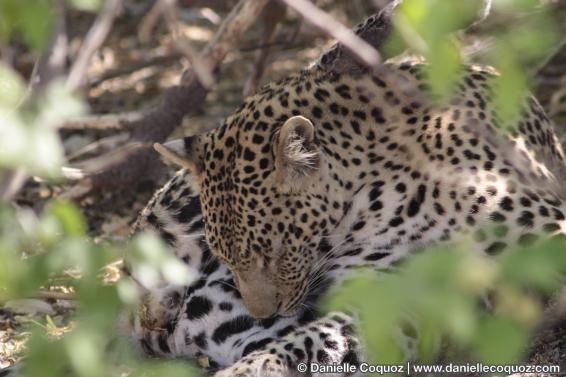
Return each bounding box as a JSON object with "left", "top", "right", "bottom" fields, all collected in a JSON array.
[
  {"left": 394, "top": 0, "right": 481, "bottom": 99},
  {"left": 0, "top": 0, "right": 53, "bottom": 50},
  {"left": 0, "top": 0, "right": 101, "bottom": 50},
  {"left": 0, "top": 70, "right": 84, "bottom": 177},
  {"left": 387, "top": 0, "right": 559, "bottom": 126},
  {"left": 0, "top": 3, "right": 194, "bottom": 369},
  {"left": 0, "top": 200, "right": 200, "bottom": 376},
  {"left": 126, "top": 233, "right": 195, "bottom": 289},
  {"left": 325, "top": 237, "right": 566, "bottom": 365}
]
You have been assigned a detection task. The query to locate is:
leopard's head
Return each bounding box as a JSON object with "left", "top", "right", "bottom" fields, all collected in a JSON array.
[{"left": 156, "top": 109, "right": 333, "bottom": 318}]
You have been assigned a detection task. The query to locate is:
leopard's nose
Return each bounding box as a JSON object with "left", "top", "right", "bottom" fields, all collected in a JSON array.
[
  {"left": 246, "top": 298, "right": 279, "bottom": 319},
  {"left": 236, "top": 270, "right": 279, "bottom": 319}
]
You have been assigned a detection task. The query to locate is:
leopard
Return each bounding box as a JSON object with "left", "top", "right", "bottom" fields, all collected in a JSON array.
[
  {"left": 124, "top": 171, "right": 364, "bottom": 377},
  {"left": 0, "top": 171, "right": 364, "bottom": 377},
  {"left": 154, "top": 38, "right": 566, "bottom": 319}
]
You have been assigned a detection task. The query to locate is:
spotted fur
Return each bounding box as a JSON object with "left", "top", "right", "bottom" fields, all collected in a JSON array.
[
  {"left": 156, "top": 56, "right": 566, "bottom": 318},
  {"left": 125, "top": 172, "right": 362, "bottom": 376}
]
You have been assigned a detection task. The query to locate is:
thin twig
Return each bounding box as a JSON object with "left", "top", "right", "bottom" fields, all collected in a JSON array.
[
  {"left": 0, "top": 169, "right": 27, "bottom": 202},
  {"left": 37, "top": 291, "right": 76, "bottom": 301},
  {"left": 243, "top": 1, "right": 286, "bottom": 96},
  {"left": 278, "top": 0, "right": 382, "bottom": 68},
  {"left": 67, "top": 133, "right": 130, "bottom": 161},
  {"left": 190, "top": 0, "right": 270, "bottom": 83},
  {"left": 60, "top": 112, "right": 144, "bottom": 130},
  {"left": 31, "top": 0, "right": 68, "bottom": 93},
  {"left": 160, "top": 0, "right": 216, "bottom": 89},
  {"left": 88, "top": 53, "right": 182, "bottom": 87},
  {"left": 138, "top": 0, "right": 167, "bottom": 43},
  {"left": 67, "top": 0, "right": 123, "bottom": 90}
]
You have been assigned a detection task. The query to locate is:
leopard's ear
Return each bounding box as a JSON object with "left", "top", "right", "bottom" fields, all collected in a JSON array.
[
  {"left": 154, "top": 135, "right": 205, "bottom": 177},
  {"left": 275, "top": 116, "right": 321, "bottom": 193}
]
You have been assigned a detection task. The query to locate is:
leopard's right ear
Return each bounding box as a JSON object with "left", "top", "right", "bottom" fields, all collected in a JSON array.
[{"left": 154, "top": 136, "right": 205, "bottom": 176}]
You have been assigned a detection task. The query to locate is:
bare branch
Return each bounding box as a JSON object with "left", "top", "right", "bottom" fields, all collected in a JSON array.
[
  {"left": 243, "top": 1, "right": 286, "bottom": 96},
  {"left": 31, "top": 0, "right": 68, "bottom": 92},
  {"left": 278, "top": 0, "right": 382, "bottom": 68},
  {"left": 37, "top": 290, "right": 76, "bottom": 301},
  {"left": 191, "top": 0, "right": 271, "bottom": 82},
  {"left": 89, "top": 53, "right": 182, "bottom": 87},
  {"left": 161, "top": 0, "right": 216, "bottom": 89},
  {"left": 138, "top": 0, "right": 168, "bottom": 43},
  {"left": 0, "top": 169, "right": 27, "bottom": 202},
  {"left": 60, "top": 112, "right": 144, "bottom": 130},
  {"left": 67, "top": 133, "right": 130, "bottom": 161},
  {"left": 471, "top": 0, "right": 492, "bottom": 28},
  {"left": 67, "top": 0, "right": 123, "bottom": 91},
  {"left": 77, "top": 0, "right": 270, "bottom": 191}
]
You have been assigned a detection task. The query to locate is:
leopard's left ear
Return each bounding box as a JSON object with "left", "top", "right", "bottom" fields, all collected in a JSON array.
[
  {"left": 275, "top": 116, "right": 321, "bottom": 193},
  {"left": 154, "top": 135, "right": 205, "bottom": 177}
]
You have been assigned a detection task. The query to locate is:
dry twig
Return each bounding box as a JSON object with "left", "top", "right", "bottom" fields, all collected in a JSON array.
[
  {"left": 278, "top": 0, "right": 382, "bottom": 68},
  {"left": 67, "top": 0, "right": 123, "bottom": 90},
  {"left": 160, "top": 0, "right": 216, "bottom": 89},
  {"left": 60, "top": 112, "right": 144, "bottom": 130},
  {"left": 243, "top": 1, "right": 286, "bottom": 96},
  {"left": 0, "top": 169, "right": 27, "bottom": 202},
  {"left": 37, "top": 291, "right": 76, "bottom": 301},
  {"left": 31, "top": 0, "right": 68, "bottom": 92},
  {"left": 88, "top": 53, "right": 182, "bottom": 87}
]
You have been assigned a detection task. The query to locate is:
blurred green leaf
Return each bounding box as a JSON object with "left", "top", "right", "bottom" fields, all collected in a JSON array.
[
  {"left": 23, "top": 328, "right": 67, "bottom": 377},
  {"left": 65, "top": 328, "right": 105, "bottom": 377},
  {"left": 128, "top": 233, "right": 194, "bottom": 288},
  {"left": 493, "top": 0, "right": 540, "bottom": 13},
  {"left": 325, "top": 235, "right": 563, "bottom": 366},
  {"left": 499, "top": 238, "right": 566, "bottom": 291},
  {"left": 473, "top": 316, "right": 527, "bottom": 363},
  {"left": 48, "top": 200, "right": 86, "bottom": 236},
  {"left": 0, "top": 0, "right": 53, "bottom": 50},
  {"left": 19, "top": 0, "right": 53, "bottom": 50},
  {"left": 70, "top": 0, "right": 102, "bottom": 12},
  {"left": 394, "top": 0, "right": 482, "bottom": 101},
  {"left": 0, "top": 79, "right": 84, "bottom": 177},
  {"left": 0, "top": 64, "right": 26, "bottom": 108},
  {"left": 129, "top": 360, "right": 200, "bottom": 377},
  {"left": 426, "top": 39, "right": 462, "bottom": 100}
]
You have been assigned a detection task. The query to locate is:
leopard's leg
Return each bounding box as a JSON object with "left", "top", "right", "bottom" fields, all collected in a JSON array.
[{"left": 213, "top": 312, "right": 361, "bottom": 377}]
